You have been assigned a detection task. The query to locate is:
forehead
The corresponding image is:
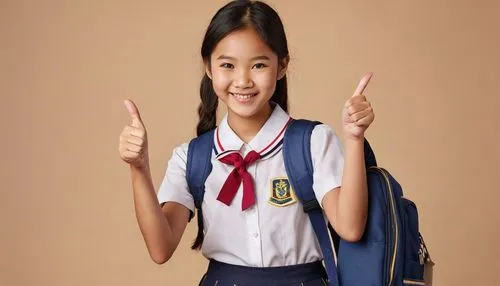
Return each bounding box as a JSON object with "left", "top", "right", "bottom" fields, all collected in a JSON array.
[{"left": 212, "top": 27, "right": 276, "bottom": 60}]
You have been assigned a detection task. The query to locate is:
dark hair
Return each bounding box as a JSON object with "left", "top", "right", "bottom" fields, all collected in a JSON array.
[{"left": 192, "top": 0, "right": 290, "bottom": 250}]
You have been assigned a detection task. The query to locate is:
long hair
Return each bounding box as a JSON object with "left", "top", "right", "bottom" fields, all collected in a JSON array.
[{"left": 193, "top": 0, "right": 290, "bottom": 250}]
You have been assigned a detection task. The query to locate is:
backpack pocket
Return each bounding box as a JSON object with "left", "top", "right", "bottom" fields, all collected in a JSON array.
[{"left": 401, "top": 198, "right": 425, "bottom": 284}]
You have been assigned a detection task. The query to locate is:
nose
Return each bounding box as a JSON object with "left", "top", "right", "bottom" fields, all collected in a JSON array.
[{"left": 234, "top": 69, "right": 253, "bottom": 89}]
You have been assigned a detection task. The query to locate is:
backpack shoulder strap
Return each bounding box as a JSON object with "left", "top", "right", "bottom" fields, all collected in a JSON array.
[
  {"left": 186, "top": 129, "right": 215, "bottom": 219},
  {"left": 283, "top": 119, "right": 340, "bottom": 286},
  {"left": 364, "top": 139, "right": 377, "bottom": 168}
]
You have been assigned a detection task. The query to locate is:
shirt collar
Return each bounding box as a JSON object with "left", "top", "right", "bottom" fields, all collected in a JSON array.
[{"left": 214, "top": 104, "right": 291, "bottom": 155}]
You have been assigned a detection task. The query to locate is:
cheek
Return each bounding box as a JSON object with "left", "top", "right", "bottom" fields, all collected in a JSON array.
[
  {"left": 211, "top": 72, "right": 232, "bottom": 95},
  {"left": 254, "top": 71, "right": 277, "bottom": 91}
]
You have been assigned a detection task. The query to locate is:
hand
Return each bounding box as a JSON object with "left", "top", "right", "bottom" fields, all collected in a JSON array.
[
  {"left": 342, "top": 73, "right": 375, "bottom": 141},
  {"left": 119, "top": 99, "right": 149, "bottom": 168}
]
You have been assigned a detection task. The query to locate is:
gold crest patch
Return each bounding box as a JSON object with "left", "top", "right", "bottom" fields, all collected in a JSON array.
[{"left": 269, "top": 177, "right": 297, "bottom": 207}]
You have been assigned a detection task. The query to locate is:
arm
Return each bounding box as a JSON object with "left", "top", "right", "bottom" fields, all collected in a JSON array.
[
  {"left": 131, "top": 165, "right": 190, "bottom": 264},
  {"left": 120, "top": 99, "right": 190, "bottom": 264},
  {"left": 322, "top": 73, "right": 375, "bottom": 242},
  {"left": 322, "top": 138, "right": 368, "bottom": 242}
]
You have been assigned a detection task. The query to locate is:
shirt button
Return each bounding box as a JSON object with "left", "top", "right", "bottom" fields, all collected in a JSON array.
[{"left": 253, "top": 232, "right": 259, "bottom": 238}]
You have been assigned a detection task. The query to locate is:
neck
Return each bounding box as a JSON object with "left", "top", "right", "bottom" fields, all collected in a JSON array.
[{"left": 227, "top": 104, "right": 273, "bottom": 143}]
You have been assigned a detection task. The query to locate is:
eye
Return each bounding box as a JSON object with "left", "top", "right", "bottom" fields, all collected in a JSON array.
[
  {"left": 220, "top": 63, "right": 234, "bottom": 69},
  {"left": 253, "top": 63, "right": 267, "bottom": 69}
]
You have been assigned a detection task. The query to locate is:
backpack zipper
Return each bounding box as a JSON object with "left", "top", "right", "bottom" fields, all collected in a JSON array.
[{"left": 369, "top": 166, "right": 399, "bottom": 286}]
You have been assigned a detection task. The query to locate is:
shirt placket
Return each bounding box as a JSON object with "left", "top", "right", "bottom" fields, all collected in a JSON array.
[{"left": 242, "top": 144, "right": 263, "bottom": 267}]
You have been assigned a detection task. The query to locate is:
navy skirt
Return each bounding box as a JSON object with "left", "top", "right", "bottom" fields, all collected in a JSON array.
[{"left": 199, "top": 259, "right": 328, "bottom": 286}]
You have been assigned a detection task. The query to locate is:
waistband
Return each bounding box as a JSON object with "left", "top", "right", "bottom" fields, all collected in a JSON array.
[{"left": 200, "top": 259, "right": 327, "bottom": 286}]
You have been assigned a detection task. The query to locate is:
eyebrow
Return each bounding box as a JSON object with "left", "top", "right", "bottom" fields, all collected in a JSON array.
[{"left": 216, "top": 55, "right": 271, "bottom": 61}]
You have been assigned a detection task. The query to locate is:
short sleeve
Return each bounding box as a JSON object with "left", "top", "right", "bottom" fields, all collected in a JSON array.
[
  {"left": 157, "top": 143, "right": 195, "bottom": 212},
  {"left": 310, "top": 124, "right": 345, "bottom": 206}
]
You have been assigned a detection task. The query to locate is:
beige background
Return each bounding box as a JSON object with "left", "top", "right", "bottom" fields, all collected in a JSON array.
[{"left": 1, "top": 0, "right": 499, "bottom": 285}]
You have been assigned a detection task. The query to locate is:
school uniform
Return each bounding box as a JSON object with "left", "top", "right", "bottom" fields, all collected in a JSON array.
[{"left": 157, "top": 104, "right": 345, "bottom": 285}]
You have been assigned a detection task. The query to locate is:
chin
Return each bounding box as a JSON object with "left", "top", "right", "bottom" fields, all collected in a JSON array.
[{"left": 227, "top": 105, "right": 262, "bottom": 119}]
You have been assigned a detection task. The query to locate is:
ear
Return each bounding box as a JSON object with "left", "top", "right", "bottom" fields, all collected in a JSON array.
[
  {"left": 277, "top": 56, "right": 289, "bottom": 80},
  {"left": 204, "top": 60, "right": 213, "bottom": 80}
]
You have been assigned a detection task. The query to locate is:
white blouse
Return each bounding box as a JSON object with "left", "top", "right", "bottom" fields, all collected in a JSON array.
[{"left": 157, "top": 105, "right": 344, "bottom": 267}]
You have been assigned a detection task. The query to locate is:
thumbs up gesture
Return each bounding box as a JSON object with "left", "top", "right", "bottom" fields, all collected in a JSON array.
[
  {"left": 342, "top": 73, "right": 375, "bottom": 141},
  {"left": 119, "top": 99, "right": 149, "bottom": 168}
]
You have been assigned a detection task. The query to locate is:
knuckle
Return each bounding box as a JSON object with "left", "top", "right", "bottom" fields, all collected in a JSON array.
[
  {"left": 139, "top": 130, "right": 146, "bottom": 138},
  {"left": 138, "top": 138, "right": 144, "bottom": 146},
  {"left": 347, "top": 106, "right": 356, "bottom": 114}
]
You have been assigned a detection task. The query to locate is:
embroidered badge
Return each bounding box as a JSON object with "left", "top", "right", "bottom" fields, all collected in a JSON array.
[{"left": 269, "top": 177, "right": 297, "bottom": 207}]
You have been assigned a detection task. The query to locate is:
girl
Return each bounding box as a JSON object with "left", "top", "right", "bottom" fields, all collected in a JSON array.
[{"left": 119, "top": 0, "right": 374, "bottom": 285}]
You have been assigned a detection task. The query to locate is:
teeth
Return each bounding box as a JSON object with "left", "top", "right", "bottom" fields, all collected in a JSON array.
[{"left": 232, "top": 93, "right": 256, "bottom": 100}]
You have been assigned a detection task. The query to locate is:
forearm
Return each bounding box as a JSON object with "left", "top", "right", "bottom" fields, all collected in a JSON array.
[
  {"left": 336, "top": 138, "right": 368, "bottom": 241},
  {"left": 131, "top": 164, "right": 174, "bottom": 263}
]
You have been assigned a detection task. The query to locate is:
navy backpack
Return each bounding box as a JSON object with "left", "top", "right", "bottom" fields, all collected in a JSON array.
[{"left": 186, "top": 119, "right": 431, "bottom": 286}]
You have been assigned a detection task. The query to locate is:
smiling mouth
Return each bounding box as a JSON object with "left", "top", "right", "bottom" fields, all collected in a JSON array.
[{"left": 230, "top": 92, "right": 258, "bottom": 102}]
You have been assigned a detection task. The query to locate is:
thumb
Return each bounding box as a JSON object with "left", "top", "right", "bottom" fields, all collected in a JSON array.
[
  {"left": 352, "top": 72, "right": 374, "bottom": 97},
  {"left": 124, "top": 99, "right": 143, "bottom": 128}
]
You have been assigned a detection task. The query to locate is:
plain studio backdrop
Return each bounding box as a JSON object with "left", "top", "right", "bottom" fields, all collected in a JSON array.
[{"left": 1, "top": 0, "right": 499, "bottom": 285}]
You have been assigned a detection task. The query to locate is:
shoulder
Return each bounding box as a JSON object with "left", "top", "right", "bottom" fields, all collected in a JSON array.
[
  {"left": 172, "top": 142, "right": 190, "bottom": 157},
  {"left": 167, "top": 142, "right": 190, "bottom": 168},
  {"left": 310, "top": 123, "right": 344, "bottom": 157},
  {"left": 287, "top": 119, "right": 338, "bottom": 138},
  {"left": 311, "top": 123, "right": 337, "bottom": 137},
  {"left": 285, "top": 119, "right": 342, "bottom": 151},
  {"left": 311, "top": 123, "right": 342, "bottom": 146}
]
